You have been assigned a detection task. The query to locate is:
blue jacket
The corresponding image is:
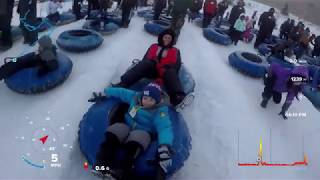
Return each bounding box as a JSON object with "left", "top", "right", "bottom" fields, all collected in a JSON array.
[{"left": 104, "top": 87, "right": 173, "bottom": 146}]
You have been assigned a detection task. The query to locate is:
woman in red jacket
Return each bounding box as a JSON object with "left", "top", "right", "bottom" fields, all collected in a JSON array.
[
  {"left": 202, "top": 0, "right": 217, "bottom": 28},
  {"left": 113, "top": 29, "right": 186, "bottom": 107}
]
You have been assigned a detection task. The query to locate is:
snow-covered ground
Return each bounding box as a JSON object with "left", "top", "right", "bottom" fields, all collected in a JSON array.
[{"left": 0, "top": 0, "right": 320, "bottom": 179}]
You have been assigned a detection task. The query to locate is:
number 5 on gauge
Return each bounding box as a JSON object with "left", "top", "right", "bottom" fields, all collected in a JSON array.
[{"left": 51, "top": 154, "right": 59, "bottom": 163}]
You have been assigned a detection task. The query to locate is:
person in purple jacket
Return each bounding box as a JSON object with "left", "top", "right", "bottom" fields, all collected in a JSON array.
[{"left": 260, "top": 63, "right": 309, "bottom": 119}]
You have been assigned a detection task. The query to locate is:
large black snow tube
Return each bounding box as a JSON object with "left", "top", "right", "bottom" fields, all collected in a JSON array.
[
  {"left": 83, "top": 20, "right": 120, "bottom": 35},
  {"left": 4, "top": 52, "right": 73, "bottom": 94},
  {"left": 228, "top": 51, "right": 268, "bottom": 78},
  {"left": 203, "top": 27, "right": 232, "bottom": 45},
  {"left": 267, "top": 56, "right": 295, "bottom": 69},
  {"left": 302, "top": 85, "right": 320, "bottom": 111},
  {"left": 258, "top": 43, "right": 274, "bottom": 56},
  {"left": 56, "top": 29, "right": 104, "bottom": 52},
  {"left": 78, "top": 82, "right": 192, "bottom": 179},
  {"left": 144, "top": 20, "right": 170, "bottom": 35}
]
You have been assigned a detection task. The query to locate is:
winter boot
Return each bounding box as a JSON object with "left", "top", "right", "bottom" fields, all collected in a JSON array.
[
  {"left": 94, "top": 132, "right": 121, "bottom": 175},
  {"left": 119, "top": 141, "right": 143, "bottom": 180},
  {"left": 260, "top": 98, "right": 269, "bottom": 108}
]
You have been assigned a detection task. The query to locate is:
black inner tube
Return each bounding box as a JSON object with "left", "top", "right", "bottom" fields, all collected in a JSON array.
[
  {"left": 242, "top": 52, "right": 263, "bottom": 63},
  {"left": 69, "top": 30, "right": 91, "bottom": 37}
]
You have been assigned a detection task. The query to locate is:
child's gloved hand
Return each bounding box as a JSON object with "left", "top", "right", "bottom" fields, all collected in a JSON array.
[
  {"left": 158, "top": 145, "right": 172, "bottom": 173},
  {"left": 88, "top": 92, "right": 107, "bottom": 103}
]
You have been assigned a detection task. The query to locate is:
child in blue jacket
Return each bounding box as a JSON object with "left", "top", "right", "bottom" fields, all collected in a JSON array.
[{"left": 91, "top": 83, "right": 173, "bottom": 180}]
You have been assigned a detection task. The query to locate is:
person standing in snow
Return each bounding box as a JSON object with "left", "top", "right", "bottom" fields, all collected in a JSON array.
[
  {"left": 153, "top": 0, "right": 167, "bottom": 20},
  {"left": 90, "top": 83, "right": 173, "bottom": 180},
  {"left": 228, "top": 0, "right": 245, "bottom": 33},
  {"left": 307, "top": 65, "right": 320, "bottom": 91},
  {"left": 254, "top": 8, "right": 276, "bottom": 48},
  {"left": 112, "top": 29, "right": 187, "bottom": 107},
  {"left": 0, "top": 35, "right": 58, "bottom": 81},
  {"left": 261, "top": 63, "right": 308, "bottom": 119},
  {"left": 73, "top": 0, "right": 83, "bottom": 20},
  {"left": 215, "top": 0, "right": 229, "bottom": 27},
  {"left": 230, "top": 14, "right": 245, "bottom": 45},
  {"left": 296, "top": 27, "right": 311, "bottom": 59},
  {"left": 242, "top": 16, "right": 253, "bottom": 43},
  {"left": 251, "top": 10, "right": 257, "bottom": 29},
  {"left": 188, "top": 0, "right": 203, "bottom": 22},
  {"left": 0, "top": 0, "right": 14, "bottom": 51},
  {"left": 202, "top": 0, "right": 217, "bottom": 28},
  {"left": 166, "top": 0, "right": 174, "bottom": 16},
  {"left": 279, "top": 18, "right": 290, "bottom": 40},
  {"left": 120, "top": 0, "right": 137, "bottom": 28},
  {"left": 87, "top": 0, "right": 100, "bottom": 18},
  {"left": 47, "top": 0, "right": 63, "bottom": 23},
  {"left": 17, "top": 0, "right": 38, "bottom": 45},
  {"left": 170, "top": 0, "right": 192, "bottom": 42},
  {"left": 312, "top": 35, "right": 320, "bottom": 57}
]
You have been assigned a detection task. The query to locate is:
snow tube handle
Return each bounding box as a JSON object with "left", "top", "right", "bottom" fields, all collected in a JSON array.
[
  {"left": 132, "top": 59, "right": 141, "bottom": 65},
  {"left": 4, "top": 57, "right": 17, "bottom": 64}
]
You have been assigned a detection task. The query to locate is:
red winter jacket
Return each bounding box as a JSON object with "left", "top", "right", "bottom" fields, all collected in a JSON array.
[
  {"left": 204, "top": 0, "right": 217, "bottom": 16},
  {"left": 143, "top": 44, "right": 181, "bottom": 83}
]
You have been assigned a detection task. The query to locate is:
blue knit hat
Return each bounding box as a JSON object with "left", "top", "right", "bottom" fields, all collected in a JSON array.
[{"left": 142, "top": 83, "right": 162, "bottom": 103}]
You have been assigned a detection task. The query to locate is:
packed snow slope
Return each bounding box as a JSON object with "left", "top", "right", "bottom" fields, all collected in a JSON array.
[{"left": 0, "top": 0, "right": 319, "bottom": 179}]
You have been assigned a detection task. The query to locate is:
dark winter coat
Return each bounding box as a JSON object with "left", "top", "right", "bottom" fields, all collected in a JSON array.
[
  {"left": 121, "top": 0, "right": 137, "bottom": 9},
  {"left": 217, "top": 1, "right": 228, "bottom": 16},
  {"left": 228, "top": 5, "right": 245, "bottom": 26},
  {"left": 280, "top": 20, "right": 290, "bottom": 33},
  {"left": 204, "top": 0, "right": 217, "bottom": 16},
  {"left": 0, "top": 0, "right": 14, "bottom": 30},
  {"left": 269, "top": 63, "right": 308, "bottom": 103},
  {"left": 258, "top": 11, "right": 276, "bottom": 36},
  {"left": 289, "top": 26, "right": 302, "bottom": 42},
  {"left": 190, "top": 0, "right": 203, "bottom": 12},
  {"left": 0, "top": 0, "right": 14, "bottom": 15},
  {"left": 154, "top": 0, "right": 167, "bottom": 11},
  {"left": 172, "top": 0, "right": 192, "bottom": 16},
  {"left": 314, "top": 36, "right": 320, "bottom": 48},
  {"left": 17, "top": 0, "right": 37, "bottom": 18}
]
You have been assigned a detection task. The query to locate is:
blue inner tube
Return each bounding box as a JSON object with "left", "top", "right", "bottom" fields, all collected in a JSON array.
[
  {"left": 83, "top": 20, "right": 119, "bottom": 35},
  {"left": 55, "top": 11, "right": 77, "bottom": 25},
  {"left": 56, "top": 29, "right": 104, "bottom": 52},
  {"left": 203, "top": 27, "right": 232, "bottom": 46},
  {"left": 4, "top": 52, "right": 73, "bottom": 94},
  {"left": 143, "top": 12, "right": 154, "bottom": 21},
  {"left": 267, "top": 56, "right": 295, "bottom": 69},
  {"left": 228, "top": 51, "right": 268, "bottom": 78},
  {"left": 258, "top": 43, "right": 274, "bottom": 56},
  {"left": 78, "top": 82, "right": 192, "bottom": 178},
  {"left": 144, "top": 20, "right": 170, "bottom": 36},
  {"left": 138, "top": 9, "right": 153, "bottom": 17},
  {"left": 302, "top": 85, "right": 320, "bottom": 111}
]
